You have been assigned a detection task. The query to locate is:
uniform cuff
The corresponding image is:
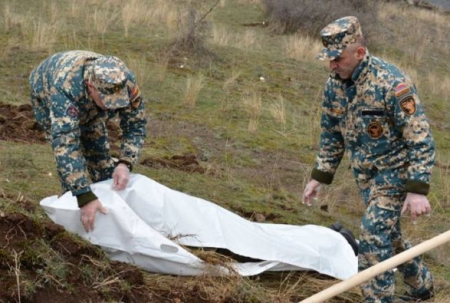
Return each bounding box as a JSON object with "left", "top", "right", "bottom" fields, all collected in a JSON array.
[
  {"left": 405, "top": 180, "right": 430, "bottom": 196},
  {"left": 76, "top": 191, "right": 98, "bottom": 208},
  {"left": 311, "top": 168, "right": 334, "bottom": 185}
]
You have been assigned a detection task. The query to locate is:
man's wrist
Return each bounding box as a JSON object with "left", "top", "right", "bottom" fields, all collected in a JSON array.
[
  {"left": 117, "top": 159, "right": 132, "bottom": 172},
  {"left": 76, "top": 191, "right": 98, "bottom": 208}
]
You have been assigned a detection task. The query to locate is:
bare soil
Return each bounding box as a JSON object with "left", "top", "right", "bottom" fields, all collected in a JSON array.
[
  {"left": 0, "top": 103, "right": 46, "bottom": 143},
  {"left": 0, "top": 103, "right": 122, "bottom": 145},
  {"left": 0, "top": 199, "right": 155, "bottom": 302}
]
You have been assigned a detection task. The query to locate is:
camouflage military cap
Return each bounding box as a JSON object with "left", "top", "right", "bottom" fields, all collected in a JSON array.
[
  {"left": 92, "top": 56, "right": 130, "bottom": 109},
  {"left": 316, "top": 16, "right": 362, "bottom": 61}
]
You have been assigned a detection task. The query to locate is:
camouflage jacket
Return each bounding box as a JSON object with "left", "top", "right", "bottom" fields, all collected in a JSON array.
[
  {"left": 29, "top": 50, "right": 147, "bottom": 196},
  {"left": 311, "top": 52, "right": 435, "bottom": 195}
]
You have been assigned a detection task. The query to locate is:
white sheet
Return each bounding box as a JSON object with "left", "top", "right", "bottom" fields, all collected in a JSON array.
[{"left": 40, "top": 174, "right": 357, "bottom": 279}]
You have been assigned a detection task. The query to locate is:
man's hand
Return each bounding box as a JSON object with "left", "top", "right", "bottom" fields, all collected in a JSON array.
[
  {"left": 80, "top": 199, "right": 108, "bottom": 232},
  {"left": 302, "top": 179, "right": 321, "bottom": 206},
  {"left": 401, "top": 192, "right": 431, "bottom": 224},
  {"left": 113, "top": 163, "right": 130, "bottom": 190}
]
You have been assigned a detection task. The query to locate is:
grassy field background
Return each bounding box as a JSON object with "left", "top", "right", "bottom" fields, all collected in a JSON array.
[{"left": 0, "top": 0, "right": 449, "bottom": 302}]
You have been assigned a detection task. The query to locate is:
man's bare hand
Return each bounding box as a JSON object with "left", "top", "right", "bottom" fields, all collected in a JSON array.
[
  {"left": 401, "top": 192, "right": 431, "bottom": 224},
  {"left": 113, "top": 163, "right": 130, "bottom": 190},
  {"left": 302, "top": 179, "right": 321, "bottom": 206},
  {"left": 80, "top": 199, "right": 108, "bottom": 232}
]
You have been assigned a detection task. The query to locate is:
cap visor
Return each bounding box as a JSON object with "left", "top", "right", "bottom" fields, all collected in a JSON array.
[
  {"left": 100, "top": 87, "right": 130, "bottom": 109},
  {"left": 316, "top": 48, "right": 341, "bottom": 61}
]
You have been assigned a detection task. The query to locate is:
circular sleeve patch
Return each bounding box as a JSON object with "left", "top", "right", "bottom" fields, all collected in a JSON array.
[
  {"left": 367, "top": 121, "right": 383, "bottom": 138},
  {"left": 400, "top": 96, "right": 417, "bottom": 115}
]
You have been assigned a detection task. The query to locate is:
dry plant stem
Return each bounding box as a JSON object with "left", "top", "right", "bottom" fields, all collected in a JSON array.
[
  {"left": 13, "top": 250, "right": 23, "bottom": 303},
  {"left": 299, "top": 230, "right": 450, "bottom": 303},
  {"left": 194, "top": 0, "right": 221, "bottom": 30}
]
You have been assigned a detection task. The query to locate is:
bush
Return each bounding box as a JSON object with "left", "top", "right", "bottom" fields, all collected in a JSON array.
[
  {"left": 168, "top": 1, "right": 221, "bottom": 65},
  {"left": 262, "top": 0, "right": 380, "bottom": 40}
]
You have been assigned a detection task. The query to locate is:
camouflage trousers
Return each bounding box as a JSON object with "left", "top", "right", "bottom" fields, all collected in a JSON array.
[
  {"left": 31, "top": 94, "right": 115, "bottom": 193},
  {"left": 355, "top": 166, "right": 434, "bottom": 302}
]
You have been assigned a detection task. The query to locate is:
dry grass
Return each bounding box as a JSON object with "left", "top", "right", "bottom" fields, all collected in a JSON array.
[
  {"left": 222, "top": 70, "right": 242, "bottom": 92},
  {"left": 212, "top": 24, "right": 231, "bottom": 46},
  {"left": 269, "top": 94, "right": 287, "bottom": 134},
  {"left": 423, "top": 72, "right": 450, "bottom": 101},
  {"left": 212, "top": 26, "right": 260, "bottom": 50},
  {"left": 235, "top": 29, "right": 260, "bottom": 50},
  {"left": 154, "top": 54, "right": 170, "bottom": 83},
  {"left": 184, "top": 74, "right": 205, "bottom": 108},
  {"left": 61, "top": 29, "right": 96, "bottom": 51},
  {"left": 438, "top": 76, "right": 450, "bottom": 101},
  {"left": 377, "top": 2, "right": 450, "bottom": 64},
  {"left": 243, "top": 91, "right": 262, "bottom": 133},
  {"left": 212, "top": 24, "right": 231, "bottom": 47},
  {"left": 121, "top": 0, "right": 154, "bottom": 37},
  {"left": 237, "top": 0, "right": 262, "bottom": 3},
  {"left": 0, "top": 37, "right": 21, "bottom": 61},
  {"left": 125, "top": 55, "right": 151, "bottom": 86},
  {"left": 2, "top": 3, "right": 23, "bottom": 33},
  {"left": 309, "top": 87, "right": 324, "bottom": 149},
  {"left": 90, "top": 6, "right": 119, "bottom": 36},
  {"left": 284, "top": 34, "right": 322, "bottom": 61},
  {"left": 30, "top": 20, "right": 60, "bottom": 52},
  {"left": 44, "top": 1, "right": 59, "bottom": 25},
  {"left": 148, "top": 0, "right": 179, "bottom": 35}
]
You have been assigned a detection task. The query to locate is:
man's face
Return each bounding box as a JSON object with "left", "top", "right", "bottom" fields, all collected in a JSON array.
[{"left": 329, "top": 45, "right": 365, "bottom": 80}]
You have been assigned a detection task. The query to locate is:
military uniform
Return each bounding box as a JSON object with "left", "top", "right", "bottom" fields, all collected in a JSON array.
[
  {"left": 311, "top": 17, "right": 435, "bottom": 302},
  {"left": 29, "top": 50, "right": 147, "bottom": 207}
]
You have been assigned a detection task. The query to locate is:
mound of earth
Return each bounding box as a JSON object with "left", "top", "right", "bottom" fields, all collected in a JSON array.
[
  {"left": 0, "top": 103, "right": 121, "bottom": 145},
  {"left": 0, "top": 103, "right": 46, "bottom": 143},
  {"left": 0, "top": 197, "right": 154, "bottom": 303}
]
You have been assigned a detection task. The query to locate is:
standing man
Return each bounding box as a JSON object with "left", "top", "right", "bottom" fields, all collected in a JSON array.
[
  {"left": 302, "top": 17, "right": 435, "bottom": 302},
  {"left": 30, "top": 50, "right": 147, "bottom": 233}
]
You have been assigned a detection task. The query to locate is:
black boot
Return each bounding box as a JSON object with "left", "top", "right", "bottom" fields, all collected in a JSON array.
[
  {"left": 329, "top": 221, "right": 344, "bottom": 232},
  {"left": 329, "top": 222, "right": 358, "bottom": 256},
  {"left": 339, "top": 227, "right": 358, "bottom": 256}
]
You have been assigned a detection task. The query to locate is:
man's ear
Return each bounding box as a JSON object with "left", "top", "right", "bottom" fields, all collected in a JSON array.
[
  {"left": 356, "top": 46, "right": 366, "bottom": 60},
  {"left": 86, "top": 81, "right": 94, "bottom": 92}
]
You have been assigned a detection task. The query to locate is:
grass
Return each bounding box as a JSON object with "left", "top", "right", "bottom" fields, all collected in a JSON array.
[{"left": 0, "top": 0, "right": 450, "bottom": 301}]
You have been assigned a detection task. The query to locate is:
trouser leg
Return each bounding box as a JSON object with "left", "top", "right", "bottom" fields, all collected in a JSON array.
[
  {"left": 359, "top": 198, "right": 399, "bottom": 303},
  {"left": 392, "top": 221, "right": 434, "bottom": 296}
]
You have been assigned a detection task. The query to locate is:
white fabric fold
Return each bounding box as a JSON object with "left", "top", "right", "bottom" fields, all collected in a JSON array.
[{"left": 40, "top": 174, "right": 357, "bottom": 279}]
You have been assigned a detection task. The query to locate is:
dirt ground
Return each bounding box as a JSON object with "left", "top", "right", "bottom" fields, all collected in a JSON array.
[
  {"left": 0, "top": 103, "right": 123, "bottom": 145},
  {"left": 0, "top": 103, "right": 46, "bottom": 143},
  {"left": 0, "top": 196, "right": 156, "bottom": 302}
]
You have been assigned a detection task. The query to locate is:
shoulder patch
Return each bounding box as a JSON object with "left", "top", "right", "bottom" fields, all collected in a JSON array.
[
  {"left": 131, "top": 97, "right": 142, "bottom": 109},
  {"left": 394, "top": 83, "right": 410, "bottom": 98},
  {"left": 399, "top": 96, "right": 416, "bottom": 115},
  {"left": 66, "top": 104, "right": 79, "bottom": 118}
]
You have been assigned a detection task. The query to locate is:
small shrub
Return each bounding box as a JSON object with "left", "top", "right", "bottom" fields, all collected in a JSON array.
[
  {"left": 262, "top": 0, "right": 380, "bottom": 40},
  {"left": 184, "top": 74, "right": 205, "bottom": 108},
  {"left": 168, "top": 1, "right": 221, "bottom": 64},
  {"left": 169, "top": 8, "right": 213, "bottom": 60}
]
